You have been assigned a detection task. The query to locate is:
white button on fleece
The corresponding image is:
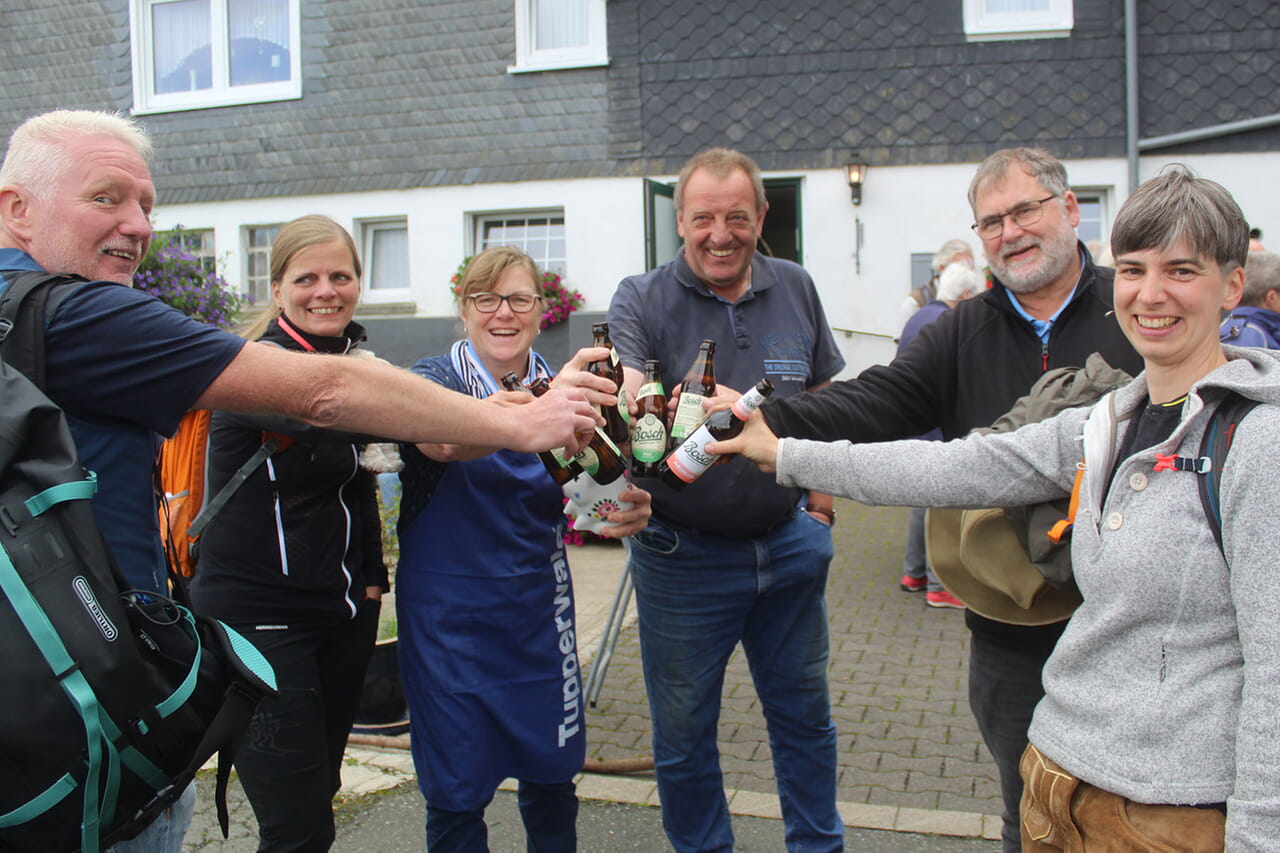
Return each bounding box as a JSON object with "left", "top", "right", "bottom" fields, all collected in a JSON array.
[
  {"left": 1107, "top": 511, "right": 1124, "bottom": 530},
  {"left": 1129, "top": 472, "right": 1148, "bottom": 491}
]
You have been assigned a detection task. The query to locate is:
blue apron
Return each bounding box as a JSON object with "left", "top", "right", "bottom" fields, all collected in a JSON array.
[{"left": 396, "top": 446, "right": 585, "bottom": 810}]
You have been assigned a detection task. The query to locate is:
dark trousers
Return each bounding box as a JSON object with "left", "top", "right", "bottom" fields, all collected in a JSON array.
[
  {"left": 425, "top": 779, "right": 578, "bottom": 853},
  {"left": 968, "top": 629, "right": 1055, "bottom": 853},
  {"left": 234, "top": 598, "right": 381, "bottom": 853}
]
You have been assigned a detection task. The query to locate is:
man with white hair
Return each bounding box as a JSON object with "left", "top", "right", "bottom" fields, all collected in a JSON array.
[{"left": 0, "top": 109, "right": 602, "bottom": 853}]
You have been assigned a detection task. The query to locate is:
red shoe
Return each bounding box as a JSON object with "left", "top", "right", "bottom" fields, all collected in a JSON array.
[
  {"left": 899, "top": 574, "right": 927, "bottom": 592},
  {"left": 926, "top": 590, "right": 966, "bottom": 609}
]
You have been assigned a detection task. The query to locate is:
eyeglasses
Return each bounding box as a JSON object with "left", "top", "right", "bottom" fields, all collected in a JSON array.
[
  {"left": 972, "top": 195, "right": 1058, "bottom": 239},
  {"left": 467, "top": 292, "right": 543, "bottom": 313}
]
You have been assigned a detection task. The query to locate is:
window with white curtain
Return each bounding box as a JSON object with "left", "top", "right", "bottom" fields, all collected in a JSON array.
[
  {"left": 361, "top": 219, "right": 411, "bottom": 295},
  {"left": 962, "top": 0, "right": 1072, "bottom": 40},
  {"left": 130, "top": 0, "right": 301, "bottom": 113},
  {"left": 510, "top": 0, "right": 608, "bottom": 73}
]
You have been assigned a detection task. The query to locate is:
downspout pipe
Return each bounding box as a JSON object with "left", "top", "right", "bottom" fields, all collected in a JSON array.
[{"left": 1125, "top": 0, "right": 1139, "bottom": 192}]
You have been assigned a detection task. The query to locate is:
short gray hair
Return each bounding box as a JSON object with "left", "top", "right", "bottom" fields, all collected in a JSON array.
[
  {"left": 1241, "top": 251, "right": 1280, "bottom": 307},
  {"left": 1110, "top": 165, "right": 1249, "bottom": 272},
  {"left": 0, "top": 110, "right": 152, "bottom": 200},
  {"left": 931, "top": 238, "right": 973, "bottom": 273},
  {"left": 967, "top": 147, "right": 1070, "bottom": 212},
  {"left": 674, "top": 148, "right": 767, "bottom": 215}
]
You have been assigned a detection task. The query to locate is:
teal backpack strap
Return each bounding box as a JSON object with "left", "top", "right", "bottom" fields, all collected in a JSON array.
[
  {"left": 0, "top": 545, "right": 111, "bottom": 853},
  {"left": 1197, "top": 393, "right": 1259, "bottom": 555}
]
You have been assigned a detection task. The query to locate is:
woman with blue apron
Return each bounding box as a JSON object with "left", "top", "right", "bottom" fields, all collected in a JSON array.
[{"left": 396, "top": 247, "right": 650, "bottom": 851}]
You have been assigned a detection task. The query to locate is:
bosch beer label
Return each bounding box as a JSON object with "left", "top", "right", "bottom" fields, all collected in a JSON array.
[{"left": 631, "top": 414, "right": 667, "bottom": 463}]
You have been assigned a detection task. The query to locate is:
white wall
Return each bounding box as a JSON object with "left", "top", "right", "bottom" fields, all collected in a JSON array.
[{"left": 153, "top": 150, "right": 1278, "bottom": 379}]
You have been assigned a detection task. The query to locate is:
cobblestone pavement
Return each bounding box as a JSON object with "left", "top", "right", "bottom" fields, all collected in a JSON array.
[
  {"left": 582, "top": 500, "right": 1002, "bottom": 819},
  {"left": 187, "top": 500, "right": 1004, "bottom": 849}
]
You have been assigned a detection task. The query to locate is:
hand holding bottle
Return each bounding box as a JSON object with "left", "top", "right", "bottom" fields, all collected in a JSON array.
[{"left": 705, "top": 409, "right": 781, "bottom": 474}]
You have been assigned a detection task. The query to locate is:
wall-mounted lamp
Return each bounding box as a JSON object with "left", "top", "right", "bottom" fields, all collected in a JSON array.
[{"left": 845, "top": 161, "right": 869, "bottom": 205}]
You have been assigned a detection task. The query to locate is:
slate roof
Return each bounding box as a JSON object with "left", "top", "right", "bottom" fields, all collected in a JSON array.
[{"left": 0, "top": 0, "right": 1275, "bottom": 204}]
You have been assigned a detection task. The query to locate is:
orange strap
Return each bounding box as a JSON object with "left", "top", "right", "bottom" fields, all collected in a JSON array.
[{"left": 1047, "top": 462, "right": 1085, "bottom": 544}]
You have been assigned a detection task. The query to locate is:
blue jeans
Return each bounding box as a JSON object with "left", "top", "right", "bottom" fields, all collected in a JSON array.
[
  {"left": 108, "top": 784, "right": 195, "bottom": 853},
  {"left": 628, "top": 508, "right": 843, "bottom": 853},
  {"left": 425, "top": 779, "right": 577, "bottom": 852},
  {"left": 902, "top": 507, "right": 943, "bottom": 592}
]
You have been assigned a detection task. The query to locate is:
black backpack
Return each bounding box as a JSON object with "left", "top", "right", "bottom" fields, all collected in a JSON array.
[{"left": 0, "top": 271, "right": 277, "bottom": 853}]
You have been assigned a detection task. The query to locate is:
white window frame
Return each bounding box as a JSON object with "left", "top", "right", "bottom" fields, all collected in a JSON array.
[
  {"left": 360, "top": 218, "right": 412, "bottom": 302},
  {"left": 130, "top": 0, "right": 302, "bottom": 115},
  {"left": 242, "top": 223, "right": 282, "bottom": 308},
  {"left": 1072, "top": 188, "right": 1110, "bottom": 251},
  {"left": 962, "top": 0, "right": 1072, "bottom": 41},
  {"left": 509, "top": 0, "right": 608, "bottom": 74},
  {"left": 472, "top": 210, "right": 568, "bottom": 279}
]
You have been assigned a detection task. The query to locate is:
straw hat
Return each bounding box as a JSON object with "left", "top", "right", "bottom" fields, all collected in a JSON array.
[{"left": 926, "top": 508, "right": 1082, "bottom": 626}]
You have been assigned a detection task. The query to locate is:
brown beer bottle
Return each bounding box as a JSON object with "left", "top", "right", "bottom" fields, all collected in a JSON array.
[
  {"left": 629, "top": 359, "right": 667, "bottom": 478},
  {"left": 529, "top": 378, "right": 628, "bottom": 487},
  {"left": 500, "top": 372, "right": 585, "bottom": 486},
  {"left": 588, "top": 322, "right": 630, "bottom": 444},
  {"left": 658, "top": 378, "right": 774, "bottom": 490},
  {"left": 668, "top": 339, "right": 716, "bottom": 451}
]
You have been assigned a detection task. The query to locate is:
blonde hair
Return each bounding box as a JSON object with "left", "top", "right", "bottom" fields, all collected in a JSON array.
[
  {"left": 240, "top": 215, "right": 362, "bottom": 340},
  {"left": 456, "top": 245, "right": 540, "bottom": 306},
  {"left": 0, "top": 110, "right": 152, "bottom": 201}
]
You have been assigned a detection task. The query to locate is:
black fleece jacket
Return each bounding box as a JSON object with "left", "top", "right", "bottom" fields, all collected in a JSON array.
[
  {"left": 761, "top": 251, "right": 1143, "bottom": 646},
  {"left": 190, "top": 318, "right": 387, "bottom": 627}
]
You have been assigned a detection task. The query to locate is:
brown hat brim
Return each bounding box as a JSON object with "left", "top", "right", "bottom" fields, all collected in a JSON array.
[{"left": 926, "top": 508, "right": 1080, "bottom": 626}]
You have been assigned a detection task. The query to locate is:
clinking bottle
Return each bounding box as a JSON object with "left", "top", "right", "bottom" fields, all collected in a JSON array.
[
  {"left": 528, "top": 377, "right": 628, "bottom": 487},
  {"left": 667, "top": 339, "right": 716, "bottom": 451},
  {"left": 658, "top": 378, "right": 774, "bottom": 490},
  {"left": 588, "top": 322, "right": 630, "bottom": 444},
  {"left": 500, "top": 372, "right": 585, "bottom": 486},
  {"left": 629, "top": 359, "right": 667, "bottom": 479}
]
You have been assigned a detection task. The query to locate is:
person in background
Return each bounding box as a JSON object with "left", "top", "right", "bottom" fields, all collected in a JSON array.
[
  {"left": 608, "top": 147, "right": 846, "bottom": 853},
  {"left": 758, "top": 147, "right": 1142, "bottom": 851},
  {"left": 896, "top": 261, "right": 985, "bottom": 608},
  {"left": 0, "top": 110, "right": 598, "bottom": 853},
  {"left": 899, "top": 237, "right": 976, "bottom": 335},
  {"left": 395, "top": 246, "right": 651, "bottom": 852},
  {"left": 1248, "top": 226, "right": 1265, "bottom": 252},
  {"left": 719, "top": 165, "right": 1273, "bottom": 852},
  {"left": 188, "top": 216, "right": 393, "bottom": 851},
  {"left": 1220, "top": 251, "right": 1280, "bottom": 349}
]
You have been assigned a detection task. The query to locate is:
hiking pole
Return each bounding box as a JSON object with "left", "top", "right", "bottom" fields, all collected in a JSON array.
[{"left": 585, "top": 539, "right": 633, "bottom": 708}]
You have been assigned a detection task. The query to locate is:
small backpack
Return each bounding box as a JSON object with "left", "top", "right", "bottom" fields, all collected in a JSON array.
[
  {"left": 157, "top": 410, "right": 286, "bottom": 578},
  {"left": 0, "top": 270, "right": 277, "bottom": 852}
]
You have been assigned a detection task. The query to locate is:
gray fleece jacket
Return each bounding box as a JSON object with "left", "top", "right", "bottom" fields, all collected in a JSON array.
[{"left": 777, "top": 347, "right": 1280, "bottom": 850}]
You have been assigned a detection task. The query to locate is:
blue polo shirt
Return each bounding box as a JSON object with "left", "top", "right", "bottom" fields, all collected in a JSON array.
[
  {"left": 608, "top": 250, "right": 845, "bottom": 537},
  {"left": 0, "top": 248, "right": 245, "bottom": 592}
]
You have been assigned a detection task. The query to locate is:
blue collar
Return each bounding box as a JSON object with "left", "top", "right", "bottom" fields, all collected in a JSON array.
[
  {"left": 1002, "top": 249, "right": 1086, "bottom": 343},
  {"left": 0, "top": 248, "right": 46, "bottom": 273}
]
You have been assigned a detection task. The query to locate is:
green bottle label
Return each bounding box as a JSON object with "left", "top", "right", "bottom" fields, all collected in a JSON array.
[{"left": 631, "top": 413, "right": 667, "bottom": 463}]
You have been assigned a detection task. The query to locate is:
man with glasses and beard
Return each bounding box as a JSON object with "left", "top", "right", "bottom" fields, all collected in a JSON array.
[{"left": 760, "top": 147, "right": 1143, "bottom": 852}]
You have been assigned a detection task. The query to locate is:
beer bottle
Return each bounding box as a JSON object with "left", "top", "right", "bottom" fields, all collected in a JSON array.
[
  {"left": 588, "top": 322, "right": 630, "bottom": 444},
  {"left": 659, "top": 378, "right": 774, "bottom": 490},
  {"left": 529, "top": 377, "right": 628, "bottom": 487},
  {"left": 500, "top": 372, "right": 585, "bottom": 486},
  {"left": 668, "top": 339, "right": 716, "bottom": 451},
  {"left": 629, "top": 359, "right": 667, "bottom": 478}
]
